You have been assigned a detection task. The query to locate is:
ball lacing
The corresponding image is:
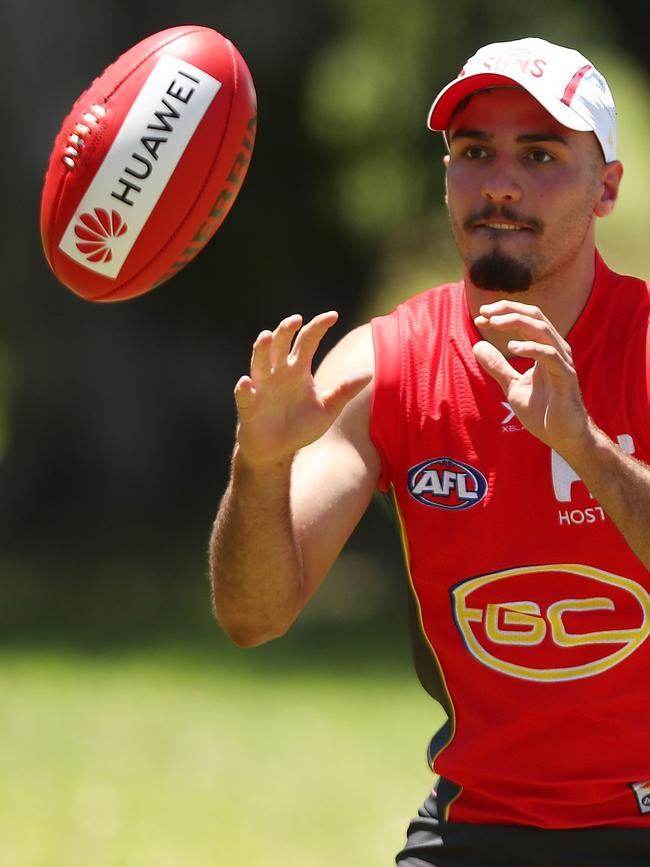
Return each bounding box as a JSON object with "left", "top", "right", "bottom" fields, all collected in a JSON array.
[{"left": 62, "top": 103, "right": 107, "bottom": 169}]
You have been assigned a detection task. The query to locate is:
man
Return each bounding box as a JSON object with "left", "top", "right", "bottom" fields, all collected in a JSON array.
[{"left": 210, "top": 37, "right": 650, "bottom": 865}]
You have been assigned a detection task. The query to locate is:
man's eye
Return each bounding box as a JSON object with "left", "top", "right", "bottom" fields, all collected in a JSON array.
[
  {"left": 464, "top": 145, "right": 489, "bottom": 159},
  {"left": 528, "top": 149, "right": 554, "bottom": 163}
]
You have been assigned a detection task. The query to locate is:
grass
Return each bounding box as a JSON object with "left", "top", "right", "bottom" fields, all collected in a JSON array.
[
  {"left": 0, "top": 509, "right": 441, "bottom": 865},
  {"left": 0, "top": 634, "right": 444, "bottom": 867}
]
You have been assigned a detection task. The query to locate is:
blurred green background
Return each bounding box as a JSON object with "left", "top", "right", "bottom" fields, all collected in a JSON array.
[{"left": 1, "top": 0, "right": 648, "bottom": 864}]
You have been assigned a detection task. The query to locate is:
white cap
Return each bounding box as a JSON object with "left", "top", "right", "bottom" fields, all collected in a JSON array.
[{"left": 427, "top": 37, "right": 617, "bottom": 162}]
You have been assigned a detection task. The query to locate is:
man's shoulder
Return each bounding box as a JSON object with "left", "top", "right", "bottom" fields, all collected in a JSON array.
[
  {"left": 370, "top": 280, "right": 467, "bottom": 350},
  {"left": 597, "top": 254, "right": 649, "bottom": 296},
  {"left": 594, "top": 257, "right": 650, "bottom": 337},
  {"left": 317, "top": 279, "right": 467, "bottom": 383},
  {"left": 314, "top": 321, "right": 375, "bottom": 388},
  {"left": 373, "top": 279, "right": 465, "bottom": 320}
]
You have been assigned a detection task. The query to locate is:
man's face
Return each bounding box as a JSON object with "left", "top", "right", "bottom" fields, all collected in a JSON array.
[{"left": 444, "top": 87, "right": 604, "bottom": 293}]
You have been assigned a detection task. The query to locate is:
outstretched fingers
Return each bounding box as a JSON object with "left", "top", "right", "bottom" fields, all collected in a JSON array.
[
  {"left": 249, "top": 312, "right": 337, "bottom": 383},
  {"left": 475, "top": 302, "right": 572, "bottom": 363},
  {"left": 507, "top": 339, "right": 573, "bottom": 377},
  {"left": 236, "top": 310, "right": 343, "bottom": 422},
  {"left": 234, "top": 374, "right": 257, "bottom": 415},
  {"left": 270, "top": 314, "right": 303, "bottom": 369},
  {"left": 249, "top": 314, "right": 304, "bottom": 382},
  {"left": 290, "top": 311, "right": 340, "bottom": 370},
  {"left": 250, "top": 329, "right": 273, "bottom": 383},
  {"left": 472, "top": 340, "right": 518, "bottom": 392}
]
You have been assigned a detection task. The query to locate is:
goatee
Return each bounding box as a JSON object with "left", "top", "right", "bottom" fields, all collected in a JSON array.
[{"left": 470, "top": 248, "right": 533, "bottom": 293}]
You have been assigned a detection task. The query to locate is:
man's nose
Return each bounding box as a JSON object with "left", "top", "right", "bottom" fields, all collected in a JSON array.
[{"left": 481, "top": 157, "right": 523, "bottom": 204}]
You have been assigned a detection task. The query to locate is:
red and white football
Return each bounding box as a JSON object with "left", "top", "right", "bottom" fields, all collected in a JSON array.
[{"left": 40, "top": 25, "right": 257, "bottom": 302}]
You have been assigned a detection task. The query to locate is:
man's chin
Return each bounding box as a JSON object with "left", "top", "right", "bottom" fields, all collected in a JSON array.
[{"left": 469, "top": 249, "right": 533, "bottom": 294}]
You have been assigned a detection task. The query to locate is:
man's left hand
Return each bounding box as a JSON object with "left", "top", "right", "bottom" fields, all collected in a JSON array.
[{"left": 473, "top": 300, "right": 591, "bottom": 457}]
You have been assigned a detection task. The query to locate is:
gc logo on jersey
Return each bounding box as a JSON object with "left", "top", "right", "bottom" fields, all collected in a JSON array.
[
  {"left": 452, "top": 565, "right": 650, "bottom": 682},
  {"left": 408, "top": 457, "right": 488, "bottom": 511}
]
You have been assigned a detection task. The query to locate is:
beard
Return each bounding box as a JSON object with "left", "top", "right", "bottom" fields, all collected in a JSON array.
[
  {"left": 450, "top": 203, "right": 543, "bottom": 293},
  {"left": 469, "top": 247, "right": 533, "bottom": 293}
]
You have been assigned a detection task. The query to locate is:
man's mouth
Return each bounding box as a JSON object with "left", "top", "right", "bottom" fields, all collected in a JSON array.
[
  {"left": 463, "top": 207, "right": 543, "bottom": 234},
  {"left": 475, "top": 221, "right": 532, "bottom": 232}
]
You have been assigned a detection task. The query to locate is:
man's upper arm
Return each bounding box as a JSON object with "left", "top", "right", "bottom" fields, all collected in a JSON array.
[{"left": 290, "top": 323, "right": 380, "bottom": 601}]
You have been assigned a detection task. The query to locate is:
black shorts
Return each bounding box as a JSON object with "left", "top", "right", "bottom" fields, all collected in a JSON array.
[{"left": 395, "top": 790, "right": 650, "bottom": 867}]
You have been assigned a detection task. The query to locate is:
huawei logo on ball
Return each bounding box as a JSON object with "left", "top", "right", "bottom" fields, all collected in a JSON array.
[{"left": 74, "top": 208, "right": 128, "bottom": 263}]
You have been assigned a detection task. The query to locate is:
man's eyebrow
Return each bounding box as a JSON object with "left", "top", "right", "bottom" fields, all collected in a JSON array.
[
  {"left": 517, "top": 132, "right": 570, "bottom": 146},
  {"left": 448, "top": 128, "right": 489, "bottom": 142},
  {"left": 448, "top": 128, "right": 570, "bottom": 146}
]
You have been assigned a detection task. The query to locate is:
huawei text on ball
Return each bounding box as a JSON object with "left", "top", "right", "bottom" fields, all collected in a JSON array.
[{"left": 111, "top": 69, "right": 202, "bottom": 208}]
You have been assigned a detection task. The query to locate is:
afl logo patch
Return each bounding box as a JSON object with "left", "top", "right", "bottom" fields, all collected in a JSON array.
[{"left": 408, "top": 457, "right": 488, "bottom": 510}]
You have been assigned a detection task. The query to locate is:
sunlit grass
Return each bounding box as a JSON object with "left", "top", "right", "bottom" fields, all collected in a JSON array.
[{"left": 0, "top": 641, "right": 443, "bottom": 867}]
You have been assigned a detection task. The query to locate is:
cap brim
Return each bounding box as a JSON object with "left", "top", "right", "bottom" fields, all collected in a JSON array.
[{"left": 427, "top": 72, "right": 593, "bottom": 133}]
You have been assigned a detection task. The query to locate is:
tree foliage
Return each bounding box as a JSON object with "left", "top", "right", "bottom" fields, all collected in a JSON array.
[{"left": 0, "top": 0, "right": 647, "bottom": 580}]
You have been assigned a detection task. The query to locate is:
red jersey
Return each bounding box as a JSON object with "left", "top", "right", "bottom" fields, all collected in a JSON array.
[{"left": 370, "top": 252, "right": 650, "bottom": 829}]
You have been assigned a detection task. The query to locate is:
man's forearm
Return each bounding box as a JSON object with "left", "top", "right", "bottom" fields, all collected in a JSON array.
[
  {"left": 564, "top": 421, "right": 650, "bottom": 571},
  {"left": 210, "top": 447, "right": 304, "bottom": 647}
]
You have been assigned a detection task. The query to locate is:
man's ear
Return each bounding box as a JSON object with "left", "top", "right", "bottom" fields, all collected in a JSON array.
[
  {"left": 443, "top": 154, "right": 450, "bottom": 204},
  {"left": 594, "top": 160, "right": 623, "bottom": 217}
]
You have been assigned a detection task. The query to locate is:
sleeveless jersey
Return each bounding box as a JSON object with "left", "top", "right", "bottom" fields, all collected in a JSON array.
[{"left": 370, "top": 252, "right": 650, "bottom": 829}]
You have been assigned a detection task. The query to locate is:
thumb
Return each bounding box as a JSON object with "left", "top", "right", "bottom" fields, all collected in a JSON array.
[
  {"left": 321, "top": 368, "right": 373, "bottom": 420},
  {"left": 233, "top": 375, "right": 256, "bottom": 414},
  {"left": 473, "top": 340, "right": 517, "bottom": 394}
]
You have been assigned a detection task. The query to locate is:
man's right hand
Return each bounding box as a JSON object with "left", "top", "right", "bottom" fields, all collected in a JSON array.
[
  {"left": 212, "top": 313, "right": 377, "bottom": 646},
  {"left": 234, "top": 311, "right": 373, "bottom": 467}
]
